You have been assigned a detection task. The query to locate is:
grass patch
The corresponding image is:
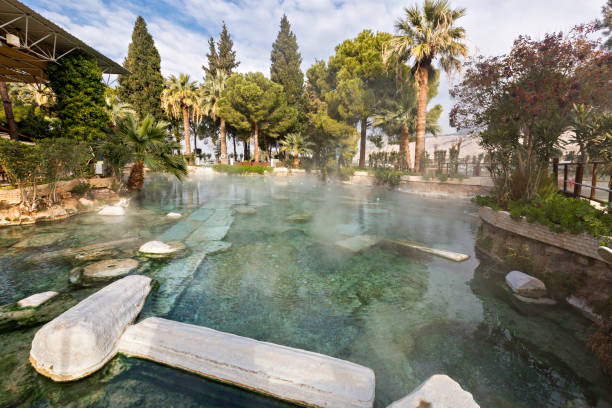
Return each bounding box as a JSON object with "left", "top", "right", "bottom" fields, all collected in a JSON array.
[{"left": 212, "top": 164, "right": 273, "bottom": 175}]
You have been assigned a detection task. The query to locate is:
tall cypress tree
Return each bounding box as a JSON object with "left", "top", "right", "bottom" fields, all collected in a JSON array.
[
  {"left": 117, "top": 16, "right": 164, "bottom": 121},
  {"left": 203, "top": 37, "right": 219, "bottom": 79},
  {"left": 270, "top": 14, "right": 304, "bottom": 106},
  {"left": 217, "top": 23, "right": 239, "bottom": 75}
]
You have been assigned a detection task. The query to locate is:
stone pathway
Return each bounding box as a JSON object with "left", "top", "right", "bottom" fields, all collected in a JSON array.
[{"left": 146, "top": 202, "right": 234, "bottom": 316}]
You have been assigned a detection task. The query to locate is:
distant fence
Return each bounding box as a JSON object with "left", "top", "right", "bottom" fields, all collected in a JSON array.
[{"left": 552, "top": 158, "right": 611, "bottom": 204}]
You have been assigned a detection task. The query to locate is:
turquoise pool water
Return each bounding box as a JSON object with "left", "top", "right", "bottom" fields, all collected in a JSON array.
[{"left": 0, "top": 173, "right": 610, "bottom": 407}]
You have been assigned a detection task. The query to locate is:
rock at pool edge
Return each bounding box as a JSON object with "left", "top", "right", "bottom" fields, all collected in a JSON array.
[
  {"left": 387, "top": 375, "right": 479, "bottom": 408},
  {"left": 29, "top": 275, "right": 152, "bottom": 381}
]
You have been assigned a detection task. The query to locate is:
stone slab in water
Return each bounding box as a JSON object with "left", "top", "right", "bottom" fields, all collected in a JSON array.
[
  {"left": 29, "top": 275, "right": 152, "bottom": 381},
  {"left": 17, "top": 291, "right": 58, "bottom": 308},
  {"left": 13, "top": 232, "right": 67, "bottom": 248},
  {"left": 98, "top": 206, "right": 125, "bottom": 216},
  {"left": 27, "top": 238, "right": 139, "bottom": 263},
  {"left": 387, "top": 375, "right": 479, "bottom": 408},
  {"left": 505, "top": 271, "right": 546, "bottom": 298},
  {"left": 335, "top": 235, "right": 382, "bottom": 253},
  {"left": 233, "top": 205, "right": 257, "bottom": 214},
  {"left": 118, "top": 317, "right": 375, "bottom": 408},
  {"left": 82, "top": 259, "right": 139, "bottom": 280},
  {"left": 145, "top": 252, "right": 208, "bottom": 316},
  {"left": 513, "top": 294, "right": 556, "bottom": 305},
  {"left": 201, "top": 241, "right": 232, "bottom": 255},
  {"left": 383, "top": 239, "right": 470, "bottom": 262},
  {"left": 204, "top": 209, "right": 234, "bottom": 227},
  {"left": 166, "top": 212, "right": 182, "bottom": 218},
  {"left": 186, "top": 226, "right": 230, "bottom": 244}
]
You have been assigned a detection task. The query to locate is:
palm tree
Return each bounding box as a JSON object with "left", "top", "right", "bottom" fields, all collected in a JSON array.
[
  {"left": 105, "top": 94, "right": 135, "bottom": 128},
  {"left": 279, "top": 133, "right": 314, "bottom": 168},
  {"left": 382, "top": 0, "right": 467, "bottom": 171},
  {"left": 373, "top": 69, "right": 442, "bottom": 170},
  {"left": 161, "top": 74, "right": 198, "bottom": 155},
  {"left": 115, "top": 113, "right": 187, "bottom": 191},
  {"left": 198, "top": 70, "right": 229, "bottom": 163}
]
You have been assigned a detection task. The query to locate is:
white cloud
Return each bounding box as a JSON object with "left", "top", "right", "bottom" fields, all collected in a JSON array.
[{"left": 26, "top": 0, "right": 607, "bottom": 132}]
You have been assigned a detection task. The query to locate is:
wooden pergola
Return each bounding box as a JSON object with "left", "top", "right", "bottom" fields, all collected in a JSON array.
[
  {"left": 0, "top": 0, "right": 128, "bottom": 83},
  {"left": 0, "top": 0, "right": 129, "bottom": 140}
]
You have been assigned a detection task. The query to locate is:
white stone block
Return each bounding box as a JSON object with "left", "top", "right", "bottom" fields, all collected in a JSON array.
[
  {"left": 98, "top": 205, "right": 125, "bottom": 216},
  {"left": 139, "top": 241, "right": 179, "bottom": 255},
  {"left": 384, "top": 239, "right": 470, "bottom": 262},
  {"left": 118, "top": 317, "right": 375, "bottom": 408},
  {"left": 505, "top": 271, "right": 547, "bottom": 298},
  {"left": 30, "top": 275, "right": 152, "bottom": 381},
  {"left": 166, "top": 212, "right": 182, "bottom": 218},
  {"left": 17, "top": 291, "right": 58, "bottom": 308},
  {"left": 387, "top": 375, "right": 479, "bottom": 408}
]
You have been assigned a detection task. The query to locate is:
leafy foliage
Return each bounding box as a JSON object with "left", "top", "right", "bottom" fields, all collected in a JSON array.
[
  {"left": 38, "top": 138, "right": 91, "bottom": 203},
  {"left": 451, "top": 26, "right": 611, "bottom": 203},
  {"left": 473, "top": 194, "right": 612, "bottom": 238},
  {"left": 374, "top": 169, "right": 402, "bottom": 187},
  {"left": 46, "top": 52, "right": 109, "bottom": 141},
  {"left": 0, "top": 140, "right": 41, "bottom": 211},
  {"left": 117, "top": 16, "right": 164, "bottom": 121},
  {"left": 212, "top": 164, "right": 272, "bottom": 175},
  {"left": 109, "top": 114, "right": 187, "bottom": 191},
  {"left": 219, "top": 72, "right": 297, "bottom": 161}
]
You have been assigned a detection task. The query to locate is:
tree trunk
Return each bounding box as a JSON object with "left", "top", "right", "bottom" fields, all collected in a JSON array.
[
  {"left": 293, "top": 156, "right": 299, "bottom": 168},
  {"left": 414, "top": 65, "right": 429, "bottom": 173},
  {"left": 220, "top": 118, "right": 228, "bottom": 163},
  {"left": 244, "top": 139, "right": 249, "bottom": 161},
  {"left": 128, "top": 160, "right": 145, "bottom": 191},
  {"left": 359, "top": 118, "right": 367, "bottom": 168},
  {"left": 182, "top": 104, "right": 191, "bottom": 155},
  {"left": 253, "top": 122, "right": 259, "bottom": 162},
  {"left": 232, "top": 134, "right": 237, "bottom": 160},
  {"left": 399, "top": 126, "right": 412, "bottom": 171},
  {"left": 0, "top": 82, "right": 18, "bottom": 140}
]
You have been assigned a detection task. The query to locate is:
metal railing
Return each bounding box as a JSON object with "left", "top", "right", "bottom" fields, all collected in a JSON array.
[{"left": 552, "top": 158, "right": 611, "bottom": 204}]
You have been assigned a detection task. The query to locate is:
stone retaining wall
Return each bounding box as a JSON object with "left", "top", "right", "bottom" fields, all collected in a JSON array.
[
  {"left": 0, "top": 178, "right": 113, "bottom": 205},
  {"left": 477, "top": 207, "right": 611, "bottom": 314},
  {"left": 349, "top": 171, "right": 492, "bottom": 198},
  {"left": 479, "top": 206, "right": 606, "bottom": 263}
]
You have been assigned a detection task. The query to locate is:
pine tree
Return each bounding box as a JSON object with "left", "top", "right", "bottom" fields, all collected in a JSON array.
[
  {"left": 117, "top": 16, "right": 164, "bottom": 121},
  {"left": 270, "top": 15, "right": 304, "bottom": 106},
  {"left": 217, "top": 23, "right": 239, "bottom": 75}
]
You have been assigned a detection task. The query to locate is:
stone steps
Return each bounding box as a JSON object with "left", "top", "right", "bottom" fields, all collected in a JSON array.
[{"left": 118, "top": 317, "right": 375, "bottom": 408}]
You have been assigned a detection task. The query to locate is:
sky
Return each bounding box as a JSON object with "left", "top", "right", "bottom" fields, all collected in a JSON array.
[{"left": 26, "top": 0, "right": 607, "bottom": 134}]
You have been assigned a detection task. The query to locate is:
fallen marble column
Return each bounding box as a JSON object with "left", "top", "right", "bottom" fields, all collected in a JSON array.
[
  {"left": 29, "top": 275, "right": 152, "bottom": 381},
  {"left": 387, "top": 375, "right": 479, "bottom": 408},
  {"left": 118, "top": 317, "right": 375, "bottom": 408},
  {"left": 383, "top": 239, "right": 470, "bottom": 262}
]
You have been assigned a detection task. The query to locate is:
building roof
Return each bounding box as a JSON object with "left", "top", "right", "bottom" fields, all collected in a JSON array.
[{"left": 0, "top": 0, "right": 129, "bottom": 83}]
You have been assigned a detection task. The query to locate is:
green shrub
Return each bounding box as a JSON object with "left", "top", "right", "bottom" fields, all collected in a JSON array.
[
  {"left": 70, "top": 181, "right": 91, "bottom": 197},
  {"left": 473, "top": 194, "right": 612, "bottom": 238},
  {"left": 375, "top": 169, "right": 402, "bottom": 187},
  {"left": 338, "top": 166, "right": 355, "bottom": 181},
  {"left": 212, "top": 164, "right": 272, "bottom": 175}
]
